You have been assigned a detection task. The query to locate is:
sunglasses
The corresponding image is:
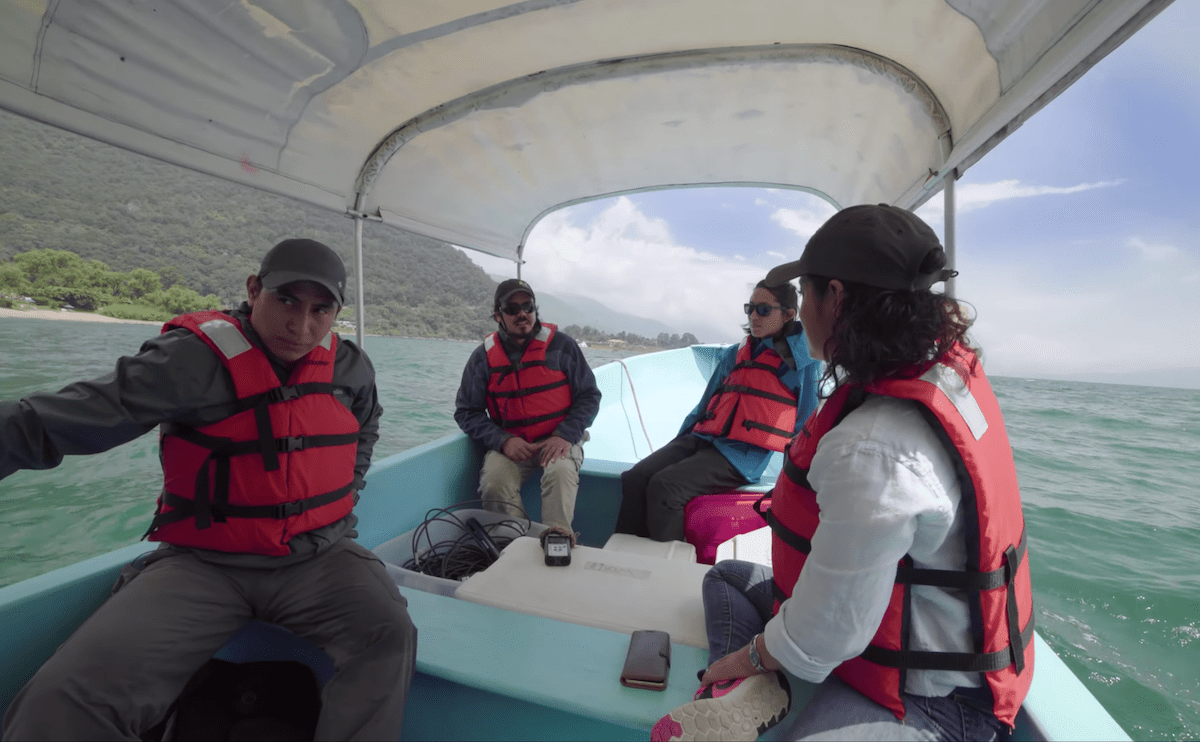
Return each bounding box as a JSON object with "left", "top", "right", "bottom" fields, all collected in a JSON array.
[
  {"left": 744, "top": 302, "right": 782, "bottom": 317},
  {"left": 501, "top": 301, "right": 536, "bottom": 316}
]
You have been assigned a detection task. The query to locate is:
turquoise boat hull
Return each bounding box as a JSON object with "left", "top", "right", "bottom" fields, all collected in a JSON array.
[{"left": 0, "top": 347, "right": 1128, "bottom": 740}]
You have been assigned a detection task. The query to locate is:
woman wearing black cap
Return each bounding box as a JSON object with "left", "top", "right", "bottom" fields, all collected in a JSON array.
[
  {"left": 614, "top": 280, "right": 821, "bottom": 544},
  {"left": 653, "top": 205, "right": 1033, "bottom": 742}
]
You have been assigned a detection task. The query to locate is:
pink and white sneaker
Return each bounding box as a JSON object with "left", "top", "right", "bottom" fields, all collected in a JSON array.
[{"left": 650, "top": 672, "right": 791, "bottom": 741}]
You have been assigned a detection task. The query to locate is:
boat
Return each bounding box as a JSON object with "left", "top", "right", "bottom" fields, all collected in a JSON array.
[{"left": 0, "top": 1, "right": 1172, "bottom": 739}]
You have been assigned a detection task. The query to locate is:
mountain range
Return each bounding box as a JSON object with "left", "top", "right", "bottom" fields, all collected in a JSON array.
[{"left": 485, "top": 275, "right": 680, "bottom": 339}]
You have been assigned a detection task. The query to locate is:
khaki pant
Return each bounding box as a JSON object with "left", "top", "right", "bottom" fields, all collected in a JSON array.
[
  {"left": 2, "top": 539, "right": 416, "bottom": 741},
  {"left": 478, "top": 443, "right": 585, "bottom": 532}
]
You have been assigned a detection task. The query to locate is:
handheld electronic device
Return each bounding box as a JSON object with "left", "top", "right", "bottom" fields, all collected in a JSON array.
[
  {"left": 541, "top": 530, "right": 572, "bottom": 566},
  {"left": 620, "top": 630, "right": 670, "bottom": 691}
]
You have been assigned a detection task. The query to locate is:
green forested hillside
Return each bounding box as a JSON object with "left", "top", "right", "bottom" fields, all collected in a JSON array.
[{"left": 0, "top": 109, "right": 497, "bottom": 339}]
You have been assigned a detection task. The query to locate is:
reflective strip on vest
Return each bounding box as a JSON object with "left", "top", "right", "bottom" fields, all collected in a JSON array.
[
  {"left": 199, "top": 319, "right": 253, "bottom": 359},
  {"left": 919, "top": 363, "right": 988, "bottom": 440}
]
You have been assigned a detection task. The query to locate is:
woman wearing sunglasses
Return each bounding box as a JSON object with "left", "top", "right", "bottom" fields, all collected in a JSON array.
[{"left": 614, "top": 280, "right": 821, "bottom": 543}]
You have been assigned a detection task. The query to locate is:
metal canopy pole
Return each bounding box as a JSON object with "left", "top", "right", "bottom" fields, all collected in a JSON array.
[
  {"left": 348, "top": 195, "right": 372, "bottom": 349},
  {"left": 943, "top": 169, "right": 957, "bottom": 299},
  {"left": 353, "top": 216, "right": 366, "bottom": 348}
]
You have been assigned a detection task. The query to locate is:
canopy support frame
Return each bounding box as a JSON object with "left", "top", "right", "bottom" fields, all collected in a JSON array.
[{"left": 346, "top": 201, "right": 381, "bottom": 348}]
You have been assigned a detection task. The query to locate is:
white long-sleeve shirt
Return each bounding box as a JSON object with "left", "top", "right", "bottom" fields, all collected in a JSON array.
[{"left": 763, "top": 394, "right": 981, "bottom": 696}]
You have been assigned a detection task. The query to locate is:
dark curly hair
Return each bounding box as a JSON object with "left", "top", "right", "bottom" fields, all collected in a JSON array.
[
  {"left": 743, "top": 279, "right": 799, "bottom": 338},
  {"left": 803, "top": 275, "right": 977, "bottom": 392}
]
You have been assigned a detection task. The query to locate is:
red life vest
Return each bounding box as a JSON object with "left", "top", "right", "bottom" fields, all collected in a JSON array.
[
  {"left": 691, "top": 337, "right": 799, "bottom": 451},
  {"left": 757, "top": 344, "right": 1034, "bottom": 727},
  {"left": 484, "top": 323, "right": 573, "bottom": 442},
  {"left": 145, "top": 311, "right": 359, "bottom": 556}
]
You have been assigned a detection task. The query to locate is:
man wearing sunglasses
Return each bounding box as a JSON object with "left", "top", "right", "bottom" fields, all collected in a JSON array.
[{"left": 454, "top": 278, "right": 601, "bottom": 541}]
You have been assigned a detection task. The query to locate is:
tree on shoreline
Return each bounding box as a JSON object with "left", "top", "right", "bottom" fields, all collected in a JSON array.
[
  {"left": 561, "top": 324, "right": 701, "bottom": 349},
  {"left": 0, "top": 248, "right": 218, "bottom": 319}
]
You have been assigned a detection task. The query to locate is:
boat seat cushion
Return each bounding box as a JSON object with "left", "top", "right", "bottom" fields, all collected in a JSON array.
[{"left": 684, "top": 491, "right": 773, "bottom": 565}]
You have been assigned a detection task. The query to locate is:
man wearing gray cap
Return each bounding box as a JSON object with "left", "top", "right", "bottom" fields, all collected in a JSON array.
[
  {"left": 654, "top": 205, "right": 1032, "bottom": 742},
  {"left": 2, "top": 238, "right": 416, "bottom": 740},
  {"left": 455, "top": 278, "right": 601, "bottom": 540}
]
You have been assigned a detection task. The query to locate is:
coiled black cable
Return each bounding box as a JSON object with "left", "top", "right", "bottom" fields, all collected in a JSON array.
[{"left": 402, "top": 500, "right": 533, "bottom": 581}]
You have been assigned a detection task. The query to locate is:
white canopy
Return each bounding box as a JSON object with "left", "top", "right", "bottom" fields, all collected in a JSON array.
[{"left": 0, "top": 0, "right": 1170, "bottom": 264}]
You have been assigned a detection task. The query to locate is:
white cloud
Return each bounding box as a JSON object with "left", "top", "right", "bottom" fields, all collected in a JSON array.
[
  {"left": 457, "top": 196, "right": 1200, "bottom": 379},
  {"left": 460, "top": 196, "right": 773, "bottom": 343},
  {"left": 961, "top": 235, "right": 1200, "bottom": 377},
  {"left": 769, "top": 203, "right": 837, "bottom": 240},
  {"left": 1127, "top": 236, "right": 1187, "bottom": 263},
  {"left": 767, "top": 251, "right": 787, "bottom": 259},
  {"left": 917, "top": 179, "right": 1123, "bottom": 226},
  {"left": 452, "top": 245, "right": 518, "bottom": 279}
]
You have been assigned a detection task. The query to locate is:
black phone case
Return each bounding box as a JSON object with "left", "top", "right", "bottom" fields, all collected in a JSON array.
[{"left": 620, "top": 630, "right": 671, "bottom": 691}]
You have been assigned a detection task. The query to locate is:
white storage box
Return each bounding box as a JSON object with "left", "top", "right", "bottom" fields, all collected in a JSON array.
[{"left": 454, "top": 536, "right": 712, "bottom": 648}]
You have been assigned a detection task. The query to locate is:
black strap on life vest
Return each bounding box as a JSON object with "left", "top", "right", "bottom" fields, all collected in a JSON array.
[
  {"left": 144, "top": 481, "right": 354, "bottom": 535},
  {"left": 247, "top": 383, "right": 342, "bottom": 471},
  {"left": 491, "top": 358, "right": 548, "bottom": 374},
  {"left": 733, "top": 359, "right": 786, "bottom": 375},
  {"left": 496, "top": 407, "right": 571, "bottom": 430},
  {"left": 157, "top": 376, "right": 357, "bottom": 533},
  {"left": 860, "top": 611, "right": 1036, "bottom": 672},
  {"left": 715, "top": 384, "right": 797, "bottom": 407},
  {"left": 162, "top": 426, "right": 358, "bottom": 461},
  {"left": 490, "top": 357, "right": 549, "bottom": 386},
  {"left": 781, "top": 455, "right": 811, "bottom": 489},
  {"left": 155, "top": 427, "right": 357, "bottom": 532},
  {"left": 913, "top": 403, "right": 1032, "bottom": 676},
  {"left": 754, "top": 493, "right": 811, "bottom": 556},
  {"left": 173, "top": 382, "right": 345, "bottom": 472},
  {"left": 742, "top": 419, "right": 794, "bottom": 439},
  {"left": 759, "top": 457, "right": 813, "bottom": 586},
  {"left": 894, "top": 529, "right": 1028, "bottom": 591},
  {"left": 487, "top": 378, "right": 569, "bottom": 399}
]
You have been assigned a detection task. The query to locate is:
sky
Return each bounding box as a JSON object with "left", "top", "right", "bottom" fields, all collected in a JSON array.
[{"left": 458, "top": 2, "right": 1200, "bottom": 383}]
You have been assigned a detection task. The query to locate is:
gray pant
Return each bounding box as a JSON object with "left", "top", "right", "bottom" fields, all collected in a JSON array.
[
  {"left": 3, "top": 538, "right": 416, "bottom": 741},
  {"left": 478, "top": 444, "right": 584, "bottom": 532}
]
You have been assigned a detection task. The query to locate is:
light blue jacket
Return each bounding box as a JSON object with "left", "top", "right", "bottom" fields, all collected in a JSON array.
[{"left": 679, "top": 328, "right": 821, "bottom": 483}]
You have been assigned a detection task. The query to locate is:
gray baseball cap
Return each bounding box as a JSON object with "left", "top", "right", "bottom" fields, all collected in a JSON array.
[
  {"left": 767, "top": 204, "right": 956, "bottom": 291},
  {"left": 258, "top": 238, "right": 346, "bottom": 306}
]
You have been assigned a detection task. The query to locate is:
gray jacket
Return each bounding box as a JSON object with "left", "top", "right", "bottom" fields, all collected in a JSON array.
[{"left": 0, "top": 304, "right": 383, "bottom": 568}]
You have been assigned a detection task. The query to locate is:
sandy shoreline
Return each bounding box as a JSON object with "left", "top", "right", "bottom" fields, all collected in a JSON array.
[{"left": 0, "top": 307, "right": 160, "bottom": 325}]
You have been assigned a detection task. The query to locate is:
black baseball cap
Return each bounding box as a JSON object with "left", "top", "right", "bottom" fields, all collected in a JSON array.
[
  {"left": 258, "top": 238, "right": 346, "bottom": 306},
  {"left": 494, "top": 278, "right": 536, "bottom": 309},
  {"left": 767, "top": 204, "right": 956, "bottom": 291}
]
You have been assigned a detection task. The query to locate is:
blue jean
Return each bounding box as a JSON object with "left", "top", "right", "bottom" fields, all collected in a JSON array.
[
  {"left": 702, "top": 559, "right": 775, "bottom": 664},
  {"left": 704, "top": 560, "right": 1008, "bottom": 742}
]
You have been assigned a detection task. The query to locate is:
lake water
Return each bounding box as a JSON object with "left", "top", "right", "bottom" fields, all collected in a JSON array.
[{"left": 1, "top": 317, "right": 1197, "bottom": 740}]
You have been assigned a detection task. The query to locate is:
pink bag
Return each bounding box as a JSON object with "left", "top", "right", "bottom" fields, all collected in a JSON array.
[{"left": 684, "top": 492, "right": 771, "bottom": 565}]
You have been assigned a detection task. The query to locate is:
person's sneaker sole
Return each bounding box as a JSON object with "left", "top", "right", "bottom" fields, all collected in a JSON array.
[{"left": 650, "top": 672, "right": 791, "bottom": 741}]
